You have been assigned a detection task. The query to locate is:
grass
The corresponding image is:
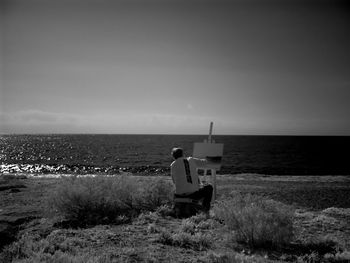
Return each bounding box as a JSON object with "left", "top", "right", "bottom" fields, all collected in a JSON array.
[
  {"left": 0, "top": 174, "right": 27, "bottom": 191},
  {"left": 1, "top": 212, "right": 214, "bottom": 262},
  {"left": 200, "top": 251, "right": 274, "bottom": 263},
  {"left": 213, "top": 192, "right": 295, "bottom": 249},
  {"left": 48, "top": 175, "right": 174, "bottom": 227},
  {"left": 0, "top": 231, "right": 144, "bottom": 263},
  {"left": 156, "top": 227, "right": 212, "bottom": 251},
  {"left": 180, "top": 213, "right": 217, "bottom": 234},
  {"left": 1, "top": 174, "right": 349, "bottom": 262}
]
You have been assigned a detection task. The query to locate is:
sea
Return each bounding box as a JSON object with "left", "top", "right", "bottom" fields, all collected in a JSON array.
[{"left": 1, "top": 134, "right": 350, "bottom": 176}]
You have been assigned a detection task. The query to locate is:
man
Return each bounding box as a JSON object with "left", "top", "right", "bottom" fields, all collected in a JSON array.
[{"left": 170, "top": 147, "right": 213, "bottom": 212}]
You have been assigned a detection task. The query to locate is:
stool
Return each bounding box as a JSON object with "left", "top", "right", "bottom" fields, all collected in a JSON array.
[{"left": 173, "top": 196, "right": 204, "bottom": 218}]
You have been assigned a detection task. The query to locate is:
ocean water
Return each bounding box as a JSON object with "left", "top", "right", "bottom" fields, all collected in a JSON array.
[{"left": 1, "top": 134, "right": 350, "bottom": 175}]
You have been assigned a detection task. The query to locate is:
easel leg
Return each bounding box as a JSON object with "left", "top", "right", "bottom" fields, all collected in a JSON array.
[
  {"left": 204, "top": 168, "right": 208, "bottom": 184},
  {"left": 212, "top": 169, "right": 216, "bottom": 201}
]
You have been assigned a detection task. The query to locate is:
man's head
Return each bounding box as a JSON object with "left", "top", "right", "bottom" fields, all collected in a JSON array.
[{"left": 171, "top": 147, "right": 183, "bottom": 160}]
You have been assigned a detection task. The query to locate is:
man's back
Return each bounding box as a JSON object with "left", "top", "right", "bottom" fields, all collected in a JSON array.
[{"left": 171, "top": 157, "right": 206, "bottom": 195}]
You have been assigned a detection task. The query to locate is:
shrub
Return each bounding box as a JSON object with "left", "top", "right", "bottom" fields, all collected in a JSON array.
[
  {"left": 49, "top": 175, "right": 174, "bottom": 226},
  {"left": 135, "top": 178, "right": 174, "bottom": 210},
  {"left": 136, "top": 211, "right": 160, "bottom": 225},
  {"left": 157, "top": 214, "right": 213, "bottom": 251},
  {"left": 213, "top": 192, "right": 294, "bottom": 249},
  {"left": 180, "top": 214, "right": 216, "bottom": 234},
  {"left": 296, "top": 236, "right": 346, "bottom": 262},
  {"left": 49, "top": 176, "right": 134, "bottom": 226}
]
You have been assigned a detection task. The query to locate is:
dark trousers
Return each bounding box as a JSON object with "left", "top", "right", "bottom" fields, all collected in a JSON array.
[{"left": 175, "top": 184, "right": 213, "bottom": 211}]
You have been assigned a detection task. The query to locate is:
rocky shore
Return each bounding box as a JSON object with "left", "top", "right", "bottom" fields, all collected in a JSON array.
[{"left": 0, "top": 164, "right": 170, "bottom": 176}]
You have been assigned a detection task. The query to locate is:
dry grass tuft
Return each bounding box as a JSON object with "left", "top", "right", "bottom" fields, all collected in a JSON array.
[
  {"left": 157, "top": 229, "right": 211, "bottom": 251},
  {"left": 49, "top": 175, "right": 174, "bottom": 226},
  {"left": 213, "top": 192, "right": 294, "bottom": 249}
]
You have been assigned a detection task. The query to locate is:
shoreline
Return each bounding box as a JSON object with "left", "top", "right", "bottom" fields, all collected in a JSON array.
[
  {"left": 1, "top": 172, "right": 350, "bottom": 180},
  {"left": 3, "top": 163, "right": 350, "bottom": 177}
]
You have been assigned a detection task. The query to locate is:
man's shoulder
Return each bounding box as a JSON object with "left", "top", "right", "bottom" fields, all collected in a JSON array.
[
  {"left": 188, "top": 156, "right": 201, "bottom": 162},
  {"left": 171, "top": 157, "right": 183, "bottom": 167},
  {"left": 188, "top": 156, "right": 208, "bottom": 166}
]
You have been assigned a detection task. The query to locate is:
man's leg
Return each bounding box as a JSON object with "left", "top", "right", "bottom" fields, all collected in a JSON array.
[
  {"left": 187, "top": 184, "right": 213, "bottom": 212},
  {"left": 200, "top": 184, "right": 213, "bottom": 211}
]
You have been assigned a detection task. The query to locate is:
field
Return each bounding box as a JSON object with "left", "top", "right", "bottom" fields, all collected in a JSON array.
[{"left": 1, "top": 173, "right": 350, "bottom": 262}]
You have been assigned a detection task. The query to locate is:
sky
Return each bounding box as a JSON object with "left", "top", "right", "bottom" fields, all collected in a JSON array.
[{"left": 1, "top": 0, "right": 350, "bottom": 135}]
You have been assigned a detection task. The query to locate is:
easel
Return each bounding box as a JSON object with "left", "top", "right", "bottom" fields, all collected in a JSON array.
[
  {"left": 174, "top": 122, "right": 222, "bottom": 218},
  {"left": 200, "top": 122, "right": 218, "bottom": 201},
  {"left": 207, "top": 122, "right": 217, "bottom": 200}
]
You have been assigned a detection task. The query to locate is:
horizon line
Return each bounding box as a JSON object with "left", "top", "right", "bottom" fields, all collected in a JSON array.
[{"left": 0, "top": 132, "right": 349, "bottom": 137}]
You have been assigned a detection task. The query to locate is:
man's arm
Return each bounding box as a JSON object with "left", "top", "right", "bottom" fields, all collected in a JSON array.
[
  {"left": 192, "top": 157, "right": 208, "bottom": 168},
  {"left": 192, "top": 157, "right": 207, "bottom": 186},
  {"left": 170, "top": 165, "right": 175, "bottom": 184}
]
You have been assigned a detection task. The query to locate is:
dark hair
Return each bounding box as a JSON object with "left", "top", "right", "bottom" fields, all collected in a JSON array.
[{"left": 171, "top": 147, "right": 183, "bottom": 159}]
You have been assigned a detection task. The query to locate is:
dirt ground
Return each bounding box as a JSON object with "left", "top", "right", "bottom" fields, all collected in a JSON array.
[{"left": 1, "top": 174, "right": 350, "bottom": 262}]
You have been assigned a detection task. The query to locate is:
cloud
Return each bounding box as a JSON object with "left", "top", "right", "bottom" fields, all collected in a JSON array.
[
  {"left": 0, "top": 110, "right": 80, "bottom": 133},
  {"left": 0, "top": 110, "right": 215, "bottom": 134},
  {"left": 18, "top": 110, "right": 59, "bottom": 123},
  {"left": 76, "top": 112, "right": 214, "bottom": 134},
  {"left": 3, "top": 110, "right": 78, "bottom": 124}
]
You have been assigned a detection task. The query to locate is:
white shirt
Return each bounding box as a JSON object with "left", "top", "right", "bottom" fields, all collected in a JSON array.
[{"left": 170, "top": 157, "right": 208, "bottom": 195}]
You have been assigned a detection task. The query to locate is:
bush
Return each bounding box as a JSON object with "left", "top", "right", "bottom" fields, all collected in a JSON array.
[
  {"left": 49, "top": 175, "right": 174, "bottom": 226},
  {"left": 135, "top": 178, "right": 174, "bottom": 210},
  {"left": 156, "top": 213, "right": 213, "bottom": 251},
  {"left": 296, "top": 236, "right": 347, "bottom": 262},
  {"left": 213, "top": 193, "right": 294, "bottom": 249},
  {"left": 180, "top": 214, "right": 216, "bottom": 234}
]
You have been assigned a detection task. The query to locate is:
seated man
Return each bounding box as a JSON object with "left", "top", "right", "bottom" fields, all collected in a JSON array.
[{"left": 170, "top": 147, "right": 213, "bottom": 213}]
